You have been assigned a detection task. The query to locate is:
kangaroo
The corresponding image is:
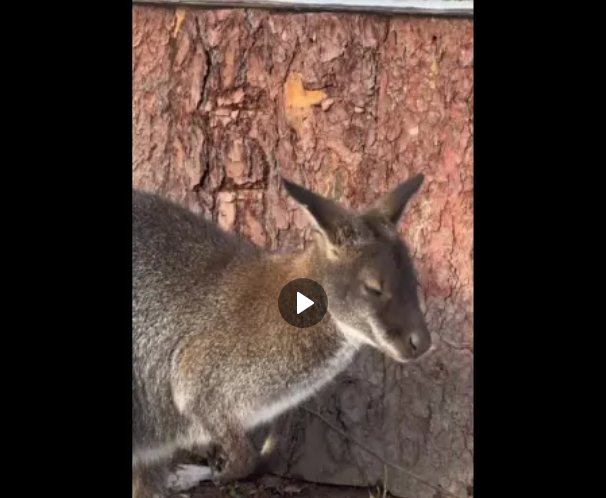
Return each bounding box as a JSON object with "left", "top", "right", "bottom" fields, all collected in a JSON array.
[{"left": 132, "top": 174, "right": 432, "bottom": 498}]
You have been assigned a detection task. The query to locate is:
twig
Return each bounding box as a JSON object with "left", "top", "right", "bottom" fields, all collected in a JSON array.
[{"left": 304, "top": 407, "right": 463, "bottom": 498}]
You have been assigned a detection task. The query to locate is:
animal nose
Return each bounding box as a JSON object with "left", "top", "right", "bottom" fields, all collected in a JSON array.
[
  {"left": 408, "top": 332, "right": 420, "bottom": 352},
  {"left": 407, "top": 331, "right": 430, "bottom": 357}
]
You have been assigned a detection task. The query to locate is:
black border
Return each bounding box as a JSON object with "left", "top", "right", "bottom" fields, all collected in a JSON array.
[
  {"left": 472, "top": 7, "right": 575, "bottom": 497},
  {"left": 13, "top": 4, "right": 133, "bottom": 495}
]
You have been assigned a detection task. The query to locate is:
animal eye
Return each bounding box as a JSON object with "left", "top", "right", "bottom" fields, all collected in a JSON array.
[{"left": 363, "top": 282, "right": 383, "bottom": 297}]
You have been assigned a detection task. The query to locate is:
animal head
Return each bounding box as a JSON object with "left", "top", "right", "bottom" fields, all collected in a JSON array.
[{"left": 282, "top": 174, "right": 431, "bottom": 363}]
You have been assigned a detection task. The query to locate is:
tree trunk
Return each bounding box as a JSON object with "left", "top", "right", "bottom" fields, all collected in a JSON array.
[{"left": 133, "top": 6, "right": 473, "bottom": 498}]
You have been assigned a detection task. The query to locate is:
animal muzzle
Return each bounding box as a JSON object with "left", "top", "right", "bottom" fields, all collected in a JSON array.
[{"left": 384, "top": 326, "right": 432, "bottom": 362}]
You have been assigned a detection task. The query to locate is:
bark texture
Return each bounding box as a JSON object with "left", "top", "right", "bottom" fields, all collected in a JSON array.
[{"left": 133, "top": 7, "right": 473, "bottom": 498}]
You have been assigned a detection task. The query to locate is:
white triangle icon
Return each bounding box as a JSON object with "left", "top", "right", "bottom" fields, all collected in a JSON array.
[{"left": 297, "top": 292, "right": 314, "bottom": 314}]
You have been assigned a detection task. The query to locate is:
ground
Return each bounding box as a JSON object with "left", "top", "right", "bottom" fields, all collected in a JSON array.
[{"left": 176, "top": 475, "right": 392, "bottom": 498}]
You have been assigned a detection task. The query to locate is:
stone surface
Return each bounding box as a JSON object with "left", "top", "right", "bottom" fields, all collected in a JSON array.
[{"left": 133, "top": 7, "right": 473, "bottom": 498}]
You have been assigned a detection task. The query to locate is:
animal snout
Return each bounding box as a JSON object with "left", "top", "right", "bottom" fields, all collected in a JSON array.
[{"left": 406, "top": 329, "right": 431, "bottom": 359}]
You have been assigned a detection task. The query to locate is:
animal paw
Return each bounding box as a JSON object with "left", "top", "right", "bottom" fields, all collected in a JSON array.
[
  {"left": 165, "top": 464, "right": 213, "bottom": 492},
  {"left": 206, "top": 443, "right": 227, "bottom": 475}
]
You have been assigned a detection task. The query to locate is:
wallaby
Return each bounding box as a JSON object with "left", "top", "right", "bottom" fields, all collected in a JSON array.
[{"left": 132, "top": 174, "right": 432, "bottom": 498}]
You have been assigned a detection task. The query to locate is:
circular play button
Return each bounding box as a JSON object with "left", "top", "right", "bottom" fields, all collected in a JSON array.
[{"left": 278, "top": 278, "right": 328, "bottom": 328}]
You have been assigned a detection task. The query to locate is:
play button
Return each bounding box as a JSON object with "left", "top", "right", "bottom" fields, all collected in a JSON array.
[
  {"left": 278, "top": 278, "right": 328, "bottom": 328},
  {"left": 297, "top": 292, "right": 314, "bottom": 314}
]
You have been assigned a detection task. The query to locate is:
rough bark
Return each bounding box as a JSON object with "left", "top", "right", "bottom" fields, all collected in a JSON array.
[{"left": 133, "top": 6, "right": 473, "bottom": 498}]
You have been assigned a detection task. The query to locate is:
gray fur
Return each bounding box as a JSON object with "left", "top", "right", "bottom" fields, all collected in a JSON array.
[{"left": 132, "top": 175, "right": 431, "bottom": 497}]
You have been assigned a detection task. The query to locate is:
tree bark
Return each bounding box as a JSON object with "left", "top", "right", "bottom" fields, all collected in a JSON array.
[{"left": 133, "top": 6, "right": 473, "bottom": 498}]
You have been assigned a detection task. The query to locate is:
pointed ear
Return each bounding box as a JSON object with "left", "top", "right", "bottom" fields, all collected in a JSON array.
[
  {"left": 372, "top": 173, "right": 424, "bottom": 225},
  {"left": 281, "top": 176, "right": 345, "bottom": 246}
]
